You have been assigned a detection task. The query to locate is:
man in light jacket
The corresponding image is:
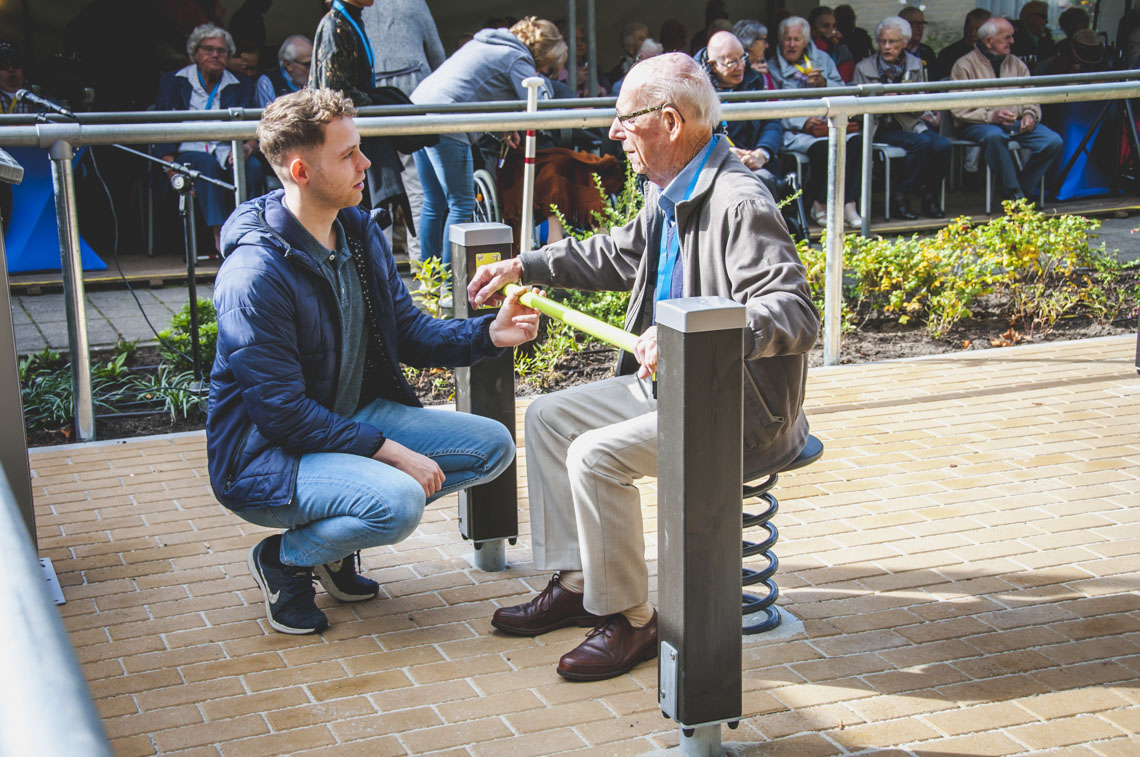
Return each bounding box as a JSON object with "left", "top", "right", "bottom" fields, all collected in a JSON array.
[
  {"left": 468, "top": 53, "right": 819, "bottom": 682},
  {"left": 951, "top": 17, "right": 1062, "bottom": 203}
]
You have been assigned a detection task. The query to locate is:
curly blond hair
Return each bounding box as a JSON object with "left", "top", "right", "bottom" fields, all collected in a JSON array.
[{"left": 510, "top": 17, "right": 568, "bottom": 74}]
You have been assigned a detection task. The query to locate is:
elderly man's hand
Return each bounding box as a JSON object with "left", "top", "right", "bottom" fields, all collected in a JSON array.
[
  {"left": 1019, "top": 112, "right": 1037, "bottom": 133},
  {"left": 806, "top": 70, "right": 826, "bottom": 87},
  {"left": 803, "top": 117, "right": 829, "bottom": 137},
  {"left": 488, "top": 287, "right": 542, "bottom": 347},
  {"left": 633, "top": 326, "right": 657, "bottom": 379},
  {"left": 989, "top": 108, "right": 1017, "bottom": 127},
  {"left": 467, "top": 257, "right": 524, "bottom": 308}
]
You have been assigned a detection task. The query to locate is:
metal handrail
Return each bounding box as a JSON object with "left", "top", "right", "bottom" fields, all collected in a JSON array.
[
  {"left": 1, "top": 69, "right": 1135, "bottom": 126},
  {"left": 3, "top": 79, "right": 1136, "bottom": 439},
  {"left": 0, "top": 470, "right": 112, "bottom": 756}
]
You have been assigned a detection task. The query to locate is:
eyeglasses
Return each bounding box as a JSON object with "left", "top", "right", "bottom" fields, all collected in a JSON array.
[
  {"left": 198, "top": 44, "right": 230, "bottom": 57},
  {"left": 713, "top": 53, "right": 749, "bottom": 69},
  {"left": 288, "top": 58, "right": 312, "bottom": 67},
  {"left": 615, "top": 103, "right": 665, "bottom": 125}
]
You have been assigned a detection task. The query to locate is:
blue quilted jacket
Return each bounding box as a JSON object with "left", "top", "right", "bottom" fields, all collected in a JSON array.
[{"left": 207, "top": 190, "right": 501, "bottom": 511}]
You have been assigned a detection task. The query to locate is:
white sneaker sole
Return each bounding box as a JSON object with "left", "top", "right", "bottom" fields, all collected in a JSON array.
[{"left": 313, "top": 563, "right": 379, "bottom": 603}]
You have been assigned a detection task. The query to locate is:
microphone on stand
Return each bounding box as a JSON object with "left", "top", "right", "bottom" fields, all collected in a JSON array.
[{"left": 15, "top": 89, "right": 75, "bottom": 120}]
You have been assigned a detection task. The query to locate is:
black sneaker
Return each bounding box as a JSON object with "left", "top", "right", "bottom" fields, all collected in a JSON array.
[
  {"left": 314, "top": 551, "right": 380, "bottom": 602},
  {"left": 247, "top": 534, "right": 328, "bottom": 635}
]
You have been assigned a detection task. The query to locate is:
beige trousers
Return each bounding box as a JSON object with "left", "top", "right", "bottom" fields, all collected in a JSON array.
[{"left": 525, "top": 374, "right": 658, "bottom": 616}]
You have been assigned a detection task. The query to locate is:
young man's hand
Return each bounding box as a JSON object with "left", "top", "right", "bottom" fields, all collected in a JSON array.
[
  {"left": 467, "top": 257, "right": 524, "bottom": 308},
  {"left": 488, "top": 287, "right": 541, "bottom": 347},
  {"left": 373, "top": 438, "right": 445, "bottom": 498}
]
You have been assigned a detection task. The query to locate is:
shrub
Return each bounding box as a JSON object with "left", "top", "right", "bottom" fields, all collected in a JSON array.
[{"left": 158, "top": 298, "right": 218, "bottom": 371}]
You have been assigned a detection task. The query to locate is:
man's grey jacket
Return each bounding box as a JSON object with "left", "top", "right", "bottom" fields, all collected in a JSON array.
[{"left": 518, "top": 137, "right": 820, "bottom": 476}]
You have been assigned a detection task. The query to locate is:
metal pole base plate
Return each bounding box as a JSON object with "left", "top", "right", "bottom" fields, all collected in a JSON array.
[
  {"left": 679, "top": 725, "right": 724, "bottom": 757},
  {"left": 472, "top": 539, "right": 506, "bottom": 572}
]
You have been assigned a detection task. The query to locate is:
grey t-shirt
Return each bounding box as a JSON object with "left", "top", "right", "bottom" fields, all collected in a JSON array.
[{"left": 286, "top": 211, "right": 369, "bottom": 418}]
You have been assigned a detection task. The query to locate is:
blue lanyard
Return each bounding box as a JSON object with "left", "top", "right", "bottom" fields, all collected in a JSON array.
[
  {"left": 656, "top": 136, "right": 718, "bottom": 305},
  {"left": 197, "top": 68, "right": 221, "bottom": 110},
  {"left": 333, "top": 0, "right": 376, "bottom": 87},
  {"left": 281, "top": 66, "right": 299, "bottom": 92}
]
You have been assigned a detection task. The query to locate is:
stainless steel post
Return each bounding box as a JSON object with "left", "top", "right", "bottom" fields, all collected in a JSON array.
[
  {"left": 823, "top": 101, "right": 851, "bottom": 367},
  {"left": 231, "top": 139, "right": 247, "bottom": 205},
  {"left": 48, "top": 140, "right": 95, "bottom": 441},
  {"left": 860, "top": 111, "right": 872, "bottom": 237},
  {"left": 567, "top": 0, "right": 578, "bottom": 95},
  {"left": 0, "top": 148, "right": 34, "bottom": 546},
  {"left": 586, "top": 0, "right": 598, "bottom": 98},
  {"left": 519, "top": 78, "right": 545, "bottom": 254}
]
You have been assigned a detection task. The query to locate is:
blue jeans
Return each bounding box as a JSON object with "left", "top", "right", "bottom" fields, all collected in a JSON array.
[
  {"left": 957, "top": 122, "right": 1063, "bottom": 199},
  {"left": 239, "top": 398, "right": 516, "bottom": 567},
  {"left": 414, "top": 138, "right": 475, "bottom": 268},
  {"left": 875, "top": 126, "right": 951, "bottom": 195}
]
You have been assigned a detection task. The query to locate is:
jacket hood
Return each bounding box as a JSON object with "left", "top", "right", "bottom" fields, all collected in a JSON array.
[{"left": 473, "top": 27, "right": 529, "bottom": 53}]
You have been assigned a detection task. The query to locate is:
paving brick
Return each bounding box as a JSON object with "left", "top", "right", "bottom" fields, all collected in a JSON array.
[
  {"left": 1006, "top": 713, "right": 1127, "bottom": 750},
  {"left": 201, "top": 687, "right": 311, "bottom": 722},
  {"left": 219, "top": 726, "right": 337, "bottom": 757},
  {"left": 153, "top": 715, "right": 269, "bottom": 753},
  {"left": 135, "top": 678, "right": 246, "bottom": 711},
  {"left": 1019, "top": 688, "right": 1131, "bottom": 720},
  {"left": 399, "top": 716, "right": 513, "bottom": 753},
  {"left": 827, "top": 716, "right": 941, "bottom": 750},
  {"left": 329, "top": 706, "right": 441, "bottom": 742}
]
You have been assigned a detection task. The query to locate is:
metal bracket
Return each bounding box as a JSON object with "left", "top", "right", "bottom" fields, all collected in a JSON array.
[{"left": 40, "top": 558, "right": 66, "bottom": 605}]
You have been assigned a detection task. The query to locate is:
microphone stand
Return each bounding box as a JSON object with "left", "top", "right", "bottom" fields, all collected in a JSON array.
[{"left": 22, "top": 98, "right": 234, "bottom": 390}]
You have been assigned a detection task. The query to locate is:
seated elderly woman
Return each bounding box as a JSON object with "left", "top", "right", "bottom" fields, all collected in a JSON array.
[
  {"left": 153, "top": 24, "right": 264, "bottom": 253},
  {"left": 770, "top": 16, "right": 863, "bottom": 228},
  {"left": 853, "top": 16, "right": 949, "bottom": 219}
]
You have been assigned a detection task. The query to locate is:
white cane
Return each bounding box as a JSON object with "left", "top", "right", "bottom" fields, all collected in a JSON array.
[{"left": 519, "top": 77, "right": 545, "bottom": 253}]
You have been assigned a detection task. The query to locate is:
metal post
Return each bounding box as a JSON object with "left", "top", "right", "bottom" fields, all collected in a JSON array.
[
  {"left": 0, "top": 148, "right": 34, "bottom": 547},
  {"left": 567, "top": 0, "right": 578, "bottom": 95},
  {"left": 48, "top": 140, "right": 95, "bottom": 442},
  {"left": 0, "top": 474, "right": 112, "bottom": 757},
  {"left": 657, "top": 297, "right": 746, "bottom": 756},
  {"left": 450, "top": 223, "right": 519, "bottom": 572},
  {"left": 520, "top": 78, "right": 544, "bottom": 254},
  {"left": 231, "top": 139, "right": 247, "bottom": 206},
  {"left": 860, "top": 111, "right": 872, "bottom": 237},
  {"left": 586, "top": 0, "right": 598, "bottom": 98},
  {"left": 823, "top": 100, "right": 852, "bottom": 367}
]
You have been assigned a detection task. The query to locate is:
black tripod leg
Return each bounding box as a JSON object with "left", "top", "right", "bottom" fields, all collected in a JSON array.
[{"left": 1054, "top": 100, "right": 1111, "bottom": 188}]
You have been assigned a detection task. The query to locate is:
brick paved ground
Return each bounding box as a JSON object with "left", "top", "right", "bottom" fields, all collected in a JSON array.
[{"left": 32, "top": 335, "right": 1140, "bottom": 756}]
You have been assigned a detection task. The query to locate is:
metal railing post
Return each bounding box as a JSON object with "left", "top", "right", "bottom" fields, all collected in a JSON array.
[
  {"left": 231, "top": 139, "right": 247, "bottom": 206},
  {"left": 519, "top": 78, "right": 545, "bottom": 254},
  {"left": 823, "top": 98, "right": 854, "bottom": 367},
  {"left": 449, "top": 223, "right": 519, "bottom": 572},
  {"left": 567, "top": 0, "right": 578, "bottom": 95},
  {"left": 0, "top": 148, "right": 34, "bottom": 546},
  {"left": 48, "top": 140, "right": 95, "bottom": 442},
  {"left": 860, "top": 111, "right": 873, "bottom": 238},
  {"left": 0, "top": 472, "right": 112, "bottom": 756},
  {"left": 657, "top": 296, "right": 747, "bottom": 756}
]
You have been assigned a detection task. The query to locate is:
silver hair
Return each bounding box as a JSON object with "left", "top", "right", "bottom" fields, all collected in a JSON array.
[
  {"left": 637, "top": 38, "right": 664, "bottom": 60},
  {"left": 777, "top": 16, "right": 812, "bottom": 43},
  {"left": 732, "top": 20, "right": 769, "bottom": 50},
  {"left": 875, "top": 16, "right": 912, "bottom": 44},
  {"left": 630, "top": 53, "right": 720, "bottom": 131},
  {"left": 278, "top": 34, "right": 312, "bottom": 66},
  {"left": 187, "top": 24, "right": 234, "bottom": 59},
  {"left": 976, "top": 18, "right": 1007, "bottom": 42}
]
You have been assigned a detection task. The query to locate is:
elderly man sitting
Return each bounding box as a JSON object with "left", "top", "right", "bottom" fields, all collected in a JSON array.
[
  {"left": 257, "top": 34, "right": 313, "bottom": 107},
  {"left": 951, "top": 17, "right": 1062, "bottom": 203},
  {"left": 697, "top": 30, "right": 783, "bottom": 181},
  {"left": 468, "top": 53, "right": 819, "bottom": 682},
  {"left": 853, "top": 16, "right": 950, "bottom": 219},
  {"left": 771, "top": 16, "right": 864, "bottom": 228}
]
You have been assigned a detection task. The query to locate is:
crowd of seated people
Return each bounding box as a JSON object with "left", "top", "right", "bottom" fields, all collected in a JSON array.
[{"left": 8, "top": 0, "right": 1132, "bottom": 251}]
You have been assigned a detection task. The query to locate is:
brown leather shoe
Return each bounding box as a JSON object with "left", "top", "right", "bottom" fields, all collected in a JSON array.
[
  {"left": 491, "top": 574, "right": 600, "bottom": 636},
  {"left": 556, "top": 611, "right": 658, "bottom": 681}
]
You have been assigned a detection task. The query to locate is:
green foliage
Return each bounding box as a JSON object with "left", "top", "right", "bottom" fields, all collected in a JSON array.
[
  {"left": 515, "top": 319, "right": 579, "bottom": 389},
  {"left": 158, "top": 299, "right": 218, "bottom": 371},
  {"left": 798, "top": 200, "right": 1135, "bottom": 339},
  {"left": 129, "top": 365, "right": 208, "bottom": 421},
  {"left": 410, "top": 256, "right": 452, "bottom": 319},
  {"left": 550, "top": 160, "right": 645, "bottom": 242}
]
